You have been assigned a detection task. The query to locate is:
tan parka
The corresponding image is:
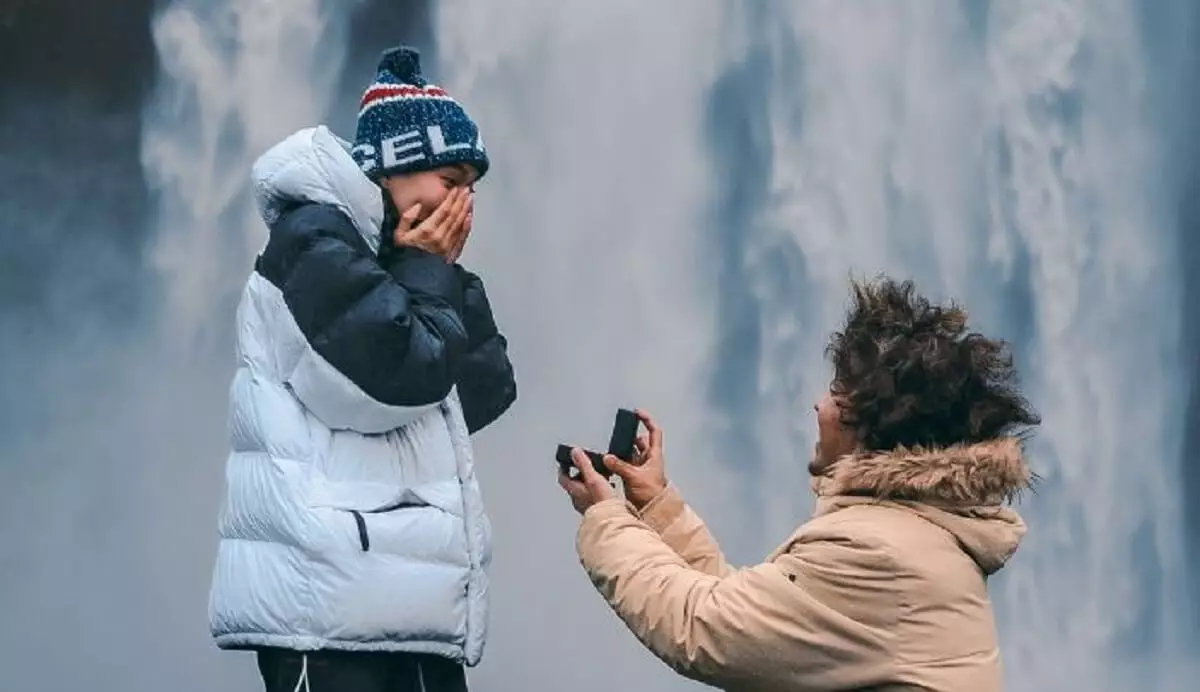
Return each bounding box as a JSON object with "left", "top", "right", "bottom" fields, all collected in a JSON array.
[{"left": 576, "top": 438, "right": 1031, "bottom": 691}]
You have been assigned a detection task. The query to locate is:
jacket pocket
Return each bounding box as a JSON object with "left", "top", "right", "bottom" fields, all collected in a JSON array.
[
  {"left": 338, "top": 491, "right": 449, "bottom": 553},
  {"left": 348, "top": 510, "right": 370, "bottom": 551}
]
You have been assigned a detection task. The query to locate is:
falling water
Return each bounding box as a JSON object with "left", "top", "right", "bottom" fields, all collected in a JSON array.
[
  {"left": 140, "top": 0, "right": 726, "bottom": 689},
  {"left": 704, "top": 1, "right": 1191, "bottom": 690},
  {"left": 432, "top": 3, "right": 729, "bottom": 689},
  {"left": 136, "top": 1, "right": 358, "bottom": 689},
  {"left": 124, "top": 0, "right": 1192, "bottom": 690},
  {"left": 440, "top": 1, "right": 1191, "bottom": 690},
  {"left": 142, "top": 0, "right": 352, "bottom": 354}
]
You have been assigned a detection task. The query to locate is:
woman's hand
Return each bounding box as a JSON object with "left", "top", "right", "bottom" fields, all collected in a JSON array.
[{"left": 393, "top": 187, "right": 473, "bottom": 263}]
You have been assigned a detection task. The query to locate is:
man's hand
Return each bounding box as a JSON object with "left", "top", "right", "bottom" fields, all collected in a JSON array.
[
  {"left": 558, "top": 448, "right": 617, "bottom": 515},
  {"left": 394, "top": 187, "right": 473, "bottom": 263},
  {"left": 558, "top": 409, "right": 670, "bottom": 515},
  {"left": 604, "top": 409, "right": 668, "bottom": 510}
]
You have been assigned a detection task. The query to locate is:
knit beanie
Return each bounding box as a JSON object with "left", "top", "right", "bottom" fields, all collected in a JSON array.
[{"left": 352, "top": 46, "right": 489, "bottom": 181}]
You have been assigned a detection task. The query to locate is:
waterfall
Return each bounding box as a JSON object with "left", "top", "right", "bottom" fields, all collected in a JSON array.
[
  {"left": 142, "top": 0, "right": 351, "bottom": 354},
  {"left": 714, "top": 1, "right": 1189, "bottom": 689},
  {"left": 432, "top": 2, "right": 729, "bottom": 689},
  {"left": 125, "top": 0, "right": 1191, "bottom": 689},
  {"left": 135, "top": 1, "right": 357, "bottom": 689},
  {"left": 439, "top": 1, "right": 1189, "bottom": 690}
]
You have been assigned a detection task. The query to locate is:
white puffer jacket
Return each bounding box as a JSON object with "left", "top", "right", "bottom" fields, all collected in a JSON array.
[{"left": 206, "top": 126, "right": 515, "bottom": 666}]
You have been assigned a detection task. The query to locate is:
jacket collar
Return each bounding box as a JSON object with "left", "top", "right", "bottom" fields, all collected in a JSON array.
[{"left": 812, "top": 437, "right": 1033, "bottom": 507}]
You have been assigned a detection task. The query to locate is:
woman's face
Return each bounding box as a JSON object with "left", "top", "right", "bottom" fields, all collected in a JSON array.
[
  {"left": 381, "top": 163, "right": 478, "bottom": 223},
  {"left": 810, "top": 386, "right": 856, "bottom": 474}
]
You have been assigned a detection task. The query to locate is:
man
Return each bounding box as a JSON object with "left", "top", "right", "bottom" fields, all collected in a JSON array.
[
  {"left": 208, "top": 46, "right": 516, "bottom": 692},
  {"left": 560, "top": 277, "right": 1039, "bottom": 691}
]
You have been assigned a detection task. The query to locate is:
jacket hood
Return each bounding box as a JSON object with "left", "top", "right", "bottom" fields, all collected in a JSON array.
[
  {"left": 812, "top": 438, "right": 1032, "bottom": 574},
  {"left": 251, "top": 125, "right": 385, "bottom": 253}
]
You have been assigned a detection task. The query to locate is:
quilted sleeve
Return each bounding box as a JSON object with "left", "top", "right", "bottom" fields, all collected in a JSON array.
[
  {"left": 454, "top": 267, "right": 517, "bottom": 434},
  {"left": 576, "top": 500, "right": 900, "bottom": 690},
  {"left": 257, "top": 202, "right": 468, "bottom": 433}
]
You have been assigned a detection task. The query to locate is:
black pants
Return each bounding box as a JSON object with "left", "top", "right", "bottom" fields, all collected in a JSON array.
[{"left": 256, "top": 648, "right": 469, "bottom": 692}]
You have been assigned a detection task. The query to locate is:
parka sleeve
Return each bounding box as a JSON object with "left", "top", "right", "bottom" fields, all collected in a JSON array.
[
  {"left": 257, "top": 203, "right": 468, "bottom": 433},
  {"left": 634, "top": 484, "right": 734, "bottom": 578},
  {"left": 453, "top": 267, "right": 517, "bottom": 434},
  {"left": 576, "top": 499, "right": 898, "bottom": 690}
]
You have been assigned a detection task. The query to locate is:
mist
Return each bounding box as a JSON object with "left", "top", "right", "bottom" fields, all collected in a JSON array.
[{"left": 1, "top": 1, "right": 1198, "bottom": 691}]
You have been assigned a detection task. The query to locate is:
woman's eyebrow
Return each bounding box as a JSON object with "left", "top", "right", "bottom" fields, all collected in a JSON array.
[{"left": 458, "top": 165, "right": 479, "bottom": 185}]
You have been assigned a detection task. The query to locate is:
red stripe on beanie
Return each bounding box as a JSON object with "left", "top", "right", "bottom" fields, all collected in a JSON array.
[{"left": 360, "top": 84, "right": 450, "bottom": 109}]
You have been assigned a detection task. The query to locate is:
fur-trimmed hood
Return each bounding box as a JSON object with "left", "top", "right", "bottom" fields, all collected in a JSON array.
[
  {"left": 812, "top": 437, "right": 1031, "bottom": 574},
  {"left": 815, "top": 437, "right": 1032, "bottom": 505}
]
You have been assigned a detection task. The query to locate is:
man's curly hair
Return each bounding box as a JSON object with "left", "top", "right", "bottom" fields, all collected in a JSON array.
[{"left": 825, "top": 277, "right": 1040, "bottom": 452}]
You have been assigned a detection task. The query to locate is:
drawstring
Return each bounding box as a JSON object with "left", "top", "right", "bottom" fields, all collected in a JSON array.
[{"left": 292, "top": 654, "right": 310, "bottom": 692}]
